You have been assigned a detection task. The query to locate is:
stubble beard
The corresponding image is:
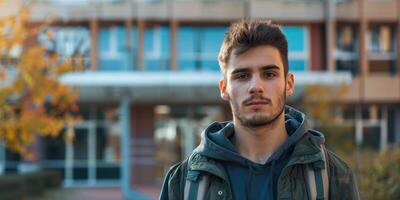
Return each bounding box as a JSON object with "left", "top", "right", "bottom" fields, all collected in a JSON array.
[{"left": 231, "top": 89, "right": 286, "bottom": 128}]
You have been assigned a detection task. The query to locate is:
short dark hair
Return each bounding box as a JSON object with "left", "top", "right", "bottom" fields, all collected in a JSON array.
[{"left": 218, "top": 20, "right": 288, "bottom": 77}]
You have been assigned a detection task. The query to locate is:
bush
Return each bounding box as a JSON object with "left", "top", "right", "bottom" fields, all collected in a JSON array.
[
  {"left": 0, "top": 170, "right": 62, "bottom": 200},
  {"left": 337, "top": 148, "right": 400, "bottom": 200},
  {"left": 315, "top": 123, "right": 400, "bottom": 199}
]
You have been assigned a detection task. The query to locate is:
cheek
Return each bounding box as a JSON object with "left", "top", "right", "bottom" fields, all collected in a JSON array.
[
  {"left": 229, "top": 84, "right": 247, "bottom": 99},
  {"left": 267, "top": 82, "right": 285, "bottom": 97}
]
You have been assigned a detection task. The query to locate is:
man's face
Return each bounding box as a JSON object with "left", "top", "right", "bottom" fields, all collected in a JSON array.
[{"left": 219, "top": 45, "right": 294, "bottom": 127}]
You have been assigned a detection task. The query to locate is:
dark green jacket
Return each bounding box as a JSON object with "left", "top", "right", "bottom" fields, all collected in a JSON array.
[{"left": 160, "top": 131, "right": 360, "bottom": 200}]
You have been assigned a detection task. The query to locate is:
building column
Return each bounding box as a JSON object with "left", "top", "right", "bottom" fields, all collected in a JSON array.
[
  {"left": 380, "top": 106, "right": 388, "bottom": 152},
  {"left": 355, "top": 106, "right": 363, "bottom": 146},
  {"left": 326, "top": 0, "right": 336, "bottom": 72},
  {"left": 170, "top": 20, "right": 178, "bottom": 71},
  {"left": 309, "top": 23, "right": 324, "bottom": 71},
  {"left": 120, "top": 97, "right": 149, "bottom": 200},
  {"left": 90, "top": 19, "right": 99, "bottom": 71},
  {"left": 359, "top": 0, "right": 368, "bottom": 103},
  {"left": 137, "top": 20, "right": 146, "bottom": 71},
  {"left": 397, "top": 0, "right": 400, "bottom": 96}
]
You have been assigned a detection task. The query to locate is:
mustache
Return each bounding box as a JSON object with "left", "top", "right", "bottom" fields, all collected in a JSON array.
[{"left": 242, "top": 95, "right": 271, "bottom": 105}]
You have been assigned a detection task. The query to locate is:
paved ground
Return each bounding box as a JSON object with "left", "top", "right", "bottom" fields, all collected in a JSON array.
[{"left": 28, "top": 186, "right": 160, "bottom": 200}]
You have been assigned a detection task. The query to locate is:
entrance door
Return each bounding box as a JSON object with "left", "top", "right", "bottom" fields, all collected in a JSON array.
[
  {"left": 63, "top": 121, "right": 120, "bottom": 187},
  {"left": 64, "top": 122, "right": 97, "bottom": 186}
]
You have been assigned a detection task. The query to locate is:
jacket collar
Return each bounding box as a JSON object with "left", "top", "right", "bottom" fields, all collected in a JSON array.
[
  {"left": 188, "top": 152, "right": 230, "bottom": 181},
  {"left": 188, "top": 131, "right": 325, "bottom": 180},
  {"left": 285, "top": 133, "right": 325, "bottom": 167}
]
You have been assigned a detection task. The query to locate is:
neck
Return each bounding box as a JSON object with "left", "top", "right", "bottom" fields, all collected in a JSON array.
[{"left": 233, "top": 113, "right": 287, "bottom": 164}]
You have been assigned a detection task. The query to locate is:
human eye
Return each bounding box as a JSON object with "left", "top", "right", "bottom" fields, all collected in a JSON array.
[
  {"left": 233, "top": 72, "right": 250, "bottom": 81},
  {"left": 263, "top": 71, "right": 277, "bottom": 79}
]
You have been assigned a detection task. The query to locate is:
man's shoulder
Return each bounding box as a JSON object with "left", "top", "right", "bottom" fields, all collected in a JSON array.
[
  {"left": 325, "top": 149, "right": 353, "bottom": 176},
  {"left": 324, "top": 148, "right": 360, "bottom": 199},
  {"left": 165, "top": 158, "right": 189, "bottom": 183},
  {"left": 165, "top": 153, "right": 225, "bottom": 182},
  {"left": 324, "top": 148, "right": 358, "bottom": 190}
]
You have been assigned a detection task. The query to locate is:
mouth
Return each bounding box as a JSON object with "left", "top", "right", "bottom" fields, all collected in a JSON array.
[{"left": 244, "top": 100, "right": 269, "bottom": 107}]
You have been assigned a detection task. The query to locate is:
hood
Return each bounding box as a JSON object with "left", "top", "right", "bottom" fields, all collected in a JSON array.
[{"left": 194, "top": 105, "right": 322, "bottom": 166}]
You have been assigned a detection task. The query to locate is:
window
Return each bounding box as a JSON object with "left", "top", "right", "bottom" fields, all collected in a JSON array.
[
  {"left": 282, "top": 26, "right": 308, "bottom": 71},
  {"left": 38, "top": 27, "right": 91, "bottom": 69},
  {"left": 368, "top": 25, "right": 393, "bottom": 53},
  {"left": 337, "top": 25, "right": 357, "bottom": 52},
  {"left": 178, "top": 26, "right": 226, "bottom": 71},
  {"left": 335, "top": 24, "right": 358, "bottom": 76},
  {"left": 367, "top": 24, "right": 396, "bottom": 73},
  {"left": 98, "top": 26, "right": 136, "bottom": 71},
  {"left": 144, "top": 26, "right": 170, "bottom": 71},
  {"left": 154, "top": 105, "right": 223, "bottom": 184}
]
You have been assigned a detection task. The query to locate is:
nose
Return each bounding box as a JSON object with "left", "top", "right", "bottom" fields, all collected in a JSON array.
[{"left": 248, "top": 75, "right": 264, "bottom": 95}]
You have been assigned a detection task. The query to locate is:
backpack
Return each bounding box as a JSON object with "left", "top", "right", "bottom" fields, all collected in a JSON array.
[{"left": 183, "top": 144, "right": 330, "bottom": 200}]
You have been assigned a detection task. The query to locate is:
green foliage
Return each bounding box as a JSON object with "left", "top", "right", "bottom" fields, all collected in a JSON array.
[
  {"left": 340, "top": 149, "right": 400, "bottom": 200},
  {"left": 0, "top": 170, "right": 62, "bottom": 200}
]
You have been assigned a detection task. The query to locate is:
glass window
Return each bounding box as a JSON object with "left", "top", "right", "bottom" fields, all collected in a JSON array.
[
  {"left": 335, "top": 25, "right": 359, "bottom": 76},
  {"left": 337, "top": 25, "right": 358, "bottom": 52},
  {"left": 154, "top": 105, "right": 223, "bottom": 184},
  {"left": 289, "top": 60, "right": 306, "bottom": 71},
  {"left": 367, "top": 25, "right": 396, "bottom": 74},
  {"left": 200, "top": 27, "right": 226, "bottom": 71},
  {"left": 178, "top": 27, "right": 197, "bottom": 71},
  {"left": 38, "top": 27, "right": 91, "bottom": 69},
  {"left": 5, "top": 149, "right": 20, "bottom": 173},
  {"left": 98, "top": 26, "right": 136, "bottom": 71},
  {"left": 96, "top": 108, "right": 121, "bottom": 165},
  {"left": 43, "top": 132, "right": 66, "bottom": 161},
  {"left": 283, "top": 26, "right": 305, "bottom": 52},
  {"left": 178, "top": 26, "right": 227, "bottom": 71},
  {"left": 282, "top": 26, "right": 308, "bottom": 71},
  {"left": 144, "top": 26, "right": 170, "bottom": 71},
  {"left": 368, "top": 25, "right": 394, "bottom": 53}
]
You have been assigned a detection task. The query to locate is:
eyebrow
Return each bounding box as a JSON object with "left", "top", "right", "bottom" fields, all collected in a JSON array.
[
  {"left": 260, "top": 64, "right": 280, "bottom": 71},
  {"left": 231, "top": 64, "right": 280, "bottom": 74}
]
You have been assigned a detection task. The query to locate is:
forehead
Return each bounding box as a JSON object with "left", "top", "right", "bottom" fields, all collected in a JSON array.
[{"left": 227, "top": 45, "right": 284, "bottom": 73}]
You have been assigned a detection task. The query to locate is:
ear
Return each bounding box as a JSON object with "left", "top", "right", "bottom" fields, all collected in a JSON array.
[
  {"left": 285, "top": 73, "right": 294, "bottom": 97},
  {"left": 219, "top": 79, "right": 229, "bottom": 101}
]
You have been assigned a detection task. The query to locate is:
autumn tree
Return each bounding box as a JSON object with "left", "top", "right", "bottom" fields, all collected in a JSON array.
[{"left": 0, "top": 1, "right": 81, "bottom": 159}]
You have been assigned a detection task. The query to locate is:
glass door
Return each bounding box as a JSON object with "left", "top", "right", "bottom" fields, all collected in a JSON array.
[{"left": 65, "top": 122, "right": 96, "bottom": 186}]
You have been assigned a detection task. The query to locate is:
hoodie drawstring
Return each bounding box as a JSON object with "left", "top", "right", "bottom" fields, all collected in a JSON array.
[
  {"left": 246, "top": 162, "right": 254, "bottom": 200},
  {"left": 271, "top": 159, "right": 277, "bottom": 199}
]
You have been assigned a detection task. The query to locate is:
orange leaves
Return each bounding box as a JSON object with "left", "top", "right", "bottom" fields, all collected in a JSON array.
[{"left": 0, "top": 3, "right": 80, "bottom": 159}]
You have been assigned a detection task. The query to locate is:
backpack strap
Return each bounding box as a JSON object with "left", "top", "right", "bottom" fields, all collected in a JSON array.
[
  {"left": 306, "top": 144, "right": 330, "bottom": 200},
  {"left": 184, "top": 170, "right": 210, "bottom": 200}
]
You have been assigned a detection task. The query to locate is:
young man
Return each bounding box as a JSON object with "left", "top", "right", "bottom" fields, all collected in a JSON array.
[{"left": 160, "top": 20, "right": 359, "bottom": 200}]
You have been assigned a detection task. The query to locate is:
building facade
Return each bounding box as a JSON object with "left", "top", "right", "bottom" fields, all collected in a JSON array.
[{"left": 1, "top": 0, "right": 400, "bottom": 199}]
